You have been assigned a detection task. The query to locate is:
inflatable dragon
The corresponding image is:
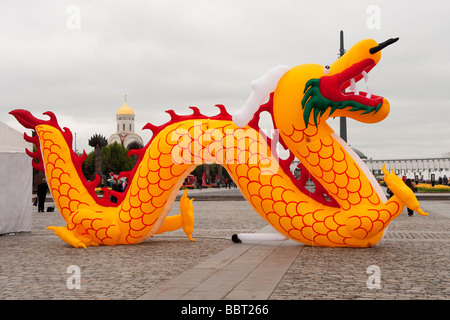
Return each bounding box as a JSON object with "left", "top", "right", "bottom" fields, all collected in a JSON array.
[{"left": 11, "top": 38, "right": 428, "bottom": 248}]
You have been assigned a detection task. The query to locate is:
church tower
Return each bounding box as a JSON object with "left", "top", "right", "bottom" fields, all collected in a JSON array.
[
  {"left": 116, "top": 95, "right": 135, "bottom": 134},
  {"left": 108, "top": 95, "right": 144, "bottom": 148}
]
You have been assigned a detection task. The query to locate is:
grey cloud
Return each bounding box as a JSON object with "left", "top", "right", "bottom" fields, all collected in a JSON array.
[{"left": 1, "top": 0, "right": 449, "bottom": 158}]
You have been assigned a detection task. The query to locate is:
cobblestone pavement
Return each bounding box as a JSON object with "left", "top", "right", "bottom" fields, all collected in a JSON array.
[
  {"left": 270, "top": 201, "right": 450, "bottom": 300},
  {"left": 0, "top": 199, "right": 265, "bottom": 300},
  {"left": 0, "top": 192, "right": 449, "bottom": 300}
]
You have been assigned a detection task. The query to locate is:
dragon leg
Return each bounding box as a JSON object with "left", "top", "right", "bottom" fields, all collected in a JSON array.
[
  {"left": 46, "top": 226, "right": 94, "bottom": 249},
  {"left": 382, "top": 165, "right": 428, "bottom": 216},
  {"left": 342, "top": 197, "right": 403, "bottom": 243},
  {"left": 55, "top": 207, "right": 122, "bottom": 247},
  {"left": 343, "top": 166, "right": 429, "bottom": 244},
  {"left": 155, "top": 190, "right": 195, "bottom": 241}
]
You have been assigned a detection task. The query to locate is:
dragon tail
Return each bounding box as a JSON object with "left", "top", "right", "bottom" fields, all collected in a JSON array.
[{"left": 9, "top": 109, "right": 106, "bottom": 218}]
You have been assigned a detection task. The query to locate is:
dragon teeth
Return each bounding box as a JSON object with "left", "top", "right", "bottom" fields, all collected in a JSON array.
[
  {"left": 350, "top": 78, "right": 359, "bottom": 95},
  {"left": 362, "top": 71, "right": 372, "bottom": 98},
  {"left": 362, "top": 71, "right": 369, "bottom": 82},
  {"left": 350, "top": 78, "right": 356, "bottom": 90},
  {"left": 347, "top": 72, "right": 374, "bottom": 98}
]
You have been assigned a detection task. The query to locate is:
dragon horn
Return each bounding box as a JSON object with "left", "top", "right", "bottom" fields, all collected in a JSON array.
[{"left": 369, "top": 37, "right": 399, "bottom": 54}]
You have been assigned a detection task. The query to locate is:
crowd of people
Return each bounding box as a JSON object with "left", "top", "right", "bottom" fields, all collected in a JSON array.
[
  {"left": 109, "top": 172, "right": 128, "bottom": 203},
  {"left": 438, "top": 175, "right": 448, "bottom": 186}
]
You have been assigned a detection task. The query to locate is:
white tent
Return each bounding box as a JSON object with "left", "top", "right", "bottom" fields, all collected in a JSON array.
[{"left": 0, "top": 121, "right": 32, "bottom": 234}]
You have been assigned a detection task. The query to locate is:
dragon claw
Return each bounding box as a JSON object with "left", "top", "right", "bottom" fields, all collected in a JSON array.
[
  {"left": 382, "top": 165, "right": 429, "bottom": 216},
  {"left": 416, "top": 207, "right": 429, "bottom": 217},
  {"left": 180, "top": 190, "right": 195, "bottom": 241},
  {"left": 47, "top": 226, "right": 88, "bottom": 249}
]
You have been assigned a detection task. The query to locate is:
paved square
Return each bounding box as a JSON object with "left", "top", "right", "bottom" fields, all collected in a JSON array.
[{"left": 0, "top": 189, "right": 448, "bottom": 300}]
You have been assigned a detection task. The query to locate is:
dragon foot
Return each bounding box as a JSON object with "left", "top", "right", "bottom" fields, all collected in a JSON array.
[
  {"left": 156, "top": 189, "right": 195, "bottom": 241},
  {"left": 180, "top": 189, "right": 195, "bottom": 241},
  {"left": 47, "top": 226, "right": 99, "bottom": 248},
  {"left": 382, "top": 165, "right": 428, "bottom": 216}
]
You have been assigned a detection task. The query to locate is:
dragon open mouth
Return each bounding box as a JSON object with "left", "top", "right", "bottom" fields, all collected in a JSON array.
[
  {"left": 301, "top": 59, "right": 384, "bottom": 128},
  {"left": 332, "top": 58, "right": 383, "bottom": 108}
]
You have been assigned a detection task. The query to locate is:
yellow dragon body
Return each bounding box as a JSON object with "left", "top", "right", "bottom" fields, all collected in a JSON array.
[{"left": 11, "top": 38, "right": 427, "bottom": 248}]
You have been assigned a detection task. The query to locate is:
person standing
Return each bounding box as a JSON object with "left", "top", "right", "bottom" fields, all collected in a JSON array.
[
  {"left": 110, "top": 178, "right": 120, "bottom": 203},
  {"left": 405, "top": 179, "right": 417, "bottom": 216},
  {"left": 37, "top": 178, "right": 48, "bottom": 212}
]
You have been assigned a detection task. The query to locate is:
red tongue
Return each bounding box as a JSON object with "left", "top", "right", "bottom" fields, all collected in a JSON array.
[{"left": 339, "top": 59, "right": 376, "bottom": 91}]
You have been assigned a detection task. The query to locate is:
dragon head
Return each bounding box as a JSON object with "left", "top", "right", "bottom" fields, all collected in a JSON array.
[{"left": 273, "top": 38, "right": 398, "bottom": 133}]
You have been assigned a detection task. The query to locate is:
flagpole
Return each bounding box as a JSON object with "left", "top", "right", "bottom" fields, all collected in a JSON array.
[{"left": 339, "top": 30, "right": 347, "bottom": 143}]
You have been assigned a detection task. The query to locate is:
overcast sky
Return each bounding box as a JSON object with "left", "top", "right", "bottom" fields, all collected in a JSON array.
[{"left": 1, "top": 0, "right": 449, "bottom": 160}]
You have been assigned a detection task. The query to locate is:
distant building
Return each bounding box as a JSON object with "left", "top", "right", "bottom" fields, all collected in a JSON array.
[
  {"left": 286, "top": 139, "right": 450, "bottom": 182},
  {"left": 351, "top": 147, "right": 367, "bottom": 160},
  {"left": 363, "top": 157, "right": 450, "bottom": 180},
  {"left": 108, "top": 96, "right": 143, "bottom": 148}
]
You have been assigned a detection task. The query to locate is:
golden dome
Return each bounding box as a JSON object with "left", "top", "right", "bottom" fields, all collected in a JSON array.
[{"left": 117, "top": 101, "right": 134, "bottom": 115}]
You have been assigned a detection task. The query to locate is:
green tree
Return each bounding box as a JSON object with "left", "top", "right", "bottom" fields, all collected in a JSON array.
[
  {"left": 88, "top": 134, "right": 108, "bottom": 178},
  {"left": 102, "top": 142, "right": 135, "bottom": 176},
  {"left": 82, "top": 142, "right": 135, "bottom": 181},
  {"left": 82, "top": 151, "right": 96, "bottom": 180},
  {"left": 127, "top": 141, "right": 144, "bottom": 150}
]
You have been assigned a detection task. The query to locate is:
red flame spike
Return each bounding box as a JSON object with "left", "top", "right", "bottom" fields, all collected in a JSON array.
[
  {"left": 127, "top": 148, "right": 143, "bottom": 158},
  {"left": 189, "top": 106, "right": 202, "bottom": 117},
  {"left": 89, "top": 174, "right": 101, "bottom": 188},
  {"left": 61, "top": 127, "right": 73, "bottom": 149},
  {"left": 42, "top": 111, "right": 58, "bottom": 123},
  {"left": 82, "top": 174, "right": 101, "bottom": 197},
  {"left": 23, "top": 132, "right": 36, "bottom": 144},
  {"left": 212, "top": 104, "right": 232, "bottom": 120},
  {"left": 166, "top": 110, "right": 181, "bottom": 121},
  {"left": 32, "top": 161, "right": 44, "bottom": 172},
  {"left": 96, "top": 188, "right": 120, "bottom": 207},
  {"left": 23, "top": 127, "right": 45, "bottom": 172},
  {"left": 25, "top": 148, "right": 40, "bottom": 159},
  {"left": 10, "top": 109, "right": 42, "bottom": 130},
  {"left": 78, "top": 150, "right": 87, "bottom": 163},
  {"left": 142, "top": 122, "right": 159, "bottom": 133}
]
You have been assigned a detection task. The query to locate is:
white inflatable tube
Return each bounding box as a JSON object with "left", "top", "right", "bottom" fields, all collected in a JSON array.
[
  {"left": 232, "top": 65, "right": 291, "bottom": 127},
  {"left": 232, "top": 232, "right": 288, "bottom": 243}
]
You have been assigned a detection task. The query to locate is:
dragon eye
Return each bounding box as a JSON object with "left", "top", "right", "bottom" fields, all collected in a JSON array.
[{"left": 324, "top": 65, "right": 330, "bottom": 75}]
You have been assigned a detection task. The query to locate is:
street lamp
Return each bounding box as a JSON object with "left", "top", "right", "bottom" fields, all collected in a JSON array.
[{"left": 338, "top": 30, "right": 347, "bottom": 143}]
